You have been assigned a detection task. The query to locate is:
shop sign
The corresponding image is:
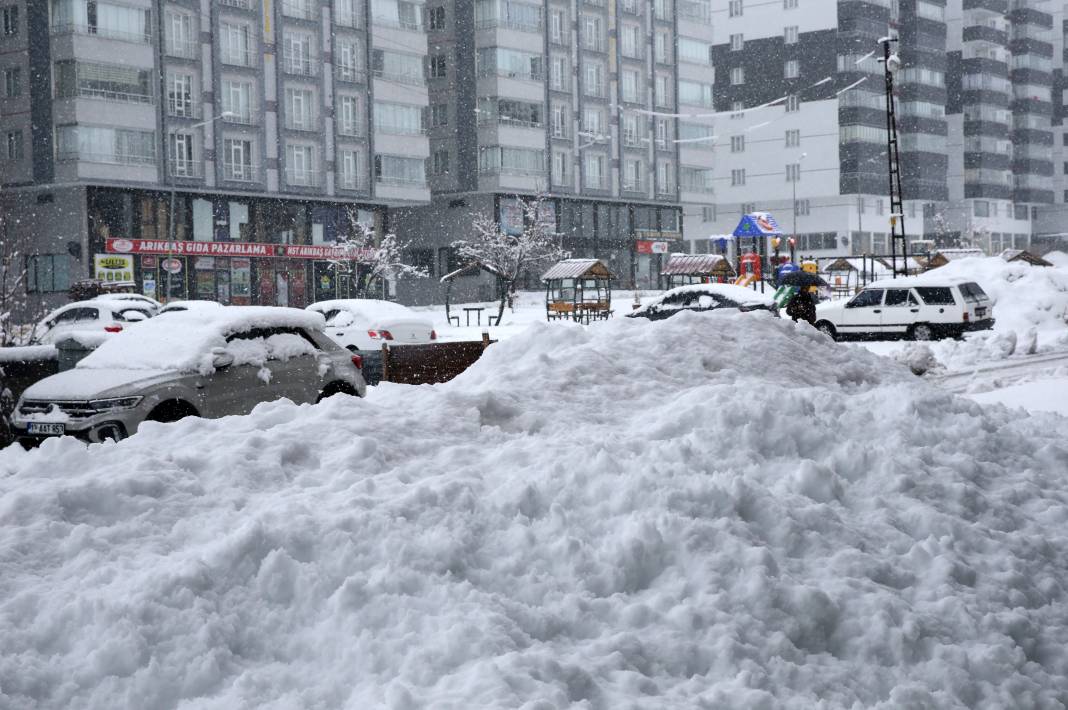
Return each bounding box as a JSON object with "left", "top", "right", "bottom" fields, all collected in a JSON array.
[
  {"left": 142, "top": 255, "right": 158, "bottom": 268},
  {"left": 195, "top": 257, "right": 216, "bottom": 270},
  {"left": 143, "top": 279, "right": 157, "bottom": 297},
  {"left": 161, "top": 258, "right": 183, "bottom": 274},
  {"left": 499, "top": 197, "right": 524, "bottom": 237},
  {"left": 106, "top": 238, "right": 375, "bottom": 261},
  {"left": 93, "top": 254, "right": 135, "bottom": 283},
  {"left": 636, "top": 241, "right": 669, "bottom": 255}
]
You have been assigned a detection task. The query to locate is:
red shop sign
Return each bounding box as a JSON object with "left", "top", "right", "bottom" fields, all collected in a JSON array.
[{"left": 106, "top": 238, "right": 375, "bottom": 261}]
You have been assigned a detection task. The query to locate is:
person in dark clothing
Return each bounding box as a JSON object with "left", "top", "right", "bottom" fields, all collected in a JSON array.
[{"left": 786, "top": 290, "right": 817, "bottom": 325}]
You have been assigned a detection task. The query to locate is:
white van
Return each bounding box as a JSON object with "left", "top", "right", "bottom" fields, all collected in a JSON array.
[{"left": 814, "top": 277, "right": 994, "bottom": 341}]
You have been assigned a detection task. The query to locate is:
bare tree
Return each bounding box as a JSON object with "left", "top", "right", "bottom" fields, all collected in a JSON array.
[
  {"left": 452, "top": 193, "right": 565, "bottom": 324},
  {"left": 328, "top": 210, "right": 428, "bottom": 299},
  {"left": 0, "top": 233, "right": 28, "bottom": 347}
]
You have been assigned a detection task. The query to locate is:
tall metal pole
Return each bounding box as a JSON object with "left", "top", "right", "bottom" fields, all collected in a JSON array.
[{"left": 880, "top": 37, "right": 908, "bottom": 277}]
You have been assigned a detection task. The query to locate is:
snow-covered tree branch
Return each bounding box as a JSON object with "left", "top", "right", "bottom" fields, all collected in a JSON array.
[{"left": 330, "top": 210, "right": 428, "bottom": 298}]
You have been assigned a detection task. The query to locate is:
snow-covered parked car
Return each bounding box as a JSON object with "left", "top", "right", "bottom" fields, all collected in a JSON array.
[
  {"left": 30, "top": 300, "right": 154, "bottom": 345},
  {"left": 814, "top": 277, "right": 995, "bottom": 341},
  {"left": 91, "top": 293, "right": 162, "bottom": 314},
  {"left": 306, "top": 299, "right": 436, "bottom": 351},
  {"left": 627, "top": 283, "right": 778, "bottom": 321},
  {"left": 156, "top": 300, "right": 225, "bottom": 316},
  {"left": 12, "top": 307, "right": 366, "bottom": 446}
]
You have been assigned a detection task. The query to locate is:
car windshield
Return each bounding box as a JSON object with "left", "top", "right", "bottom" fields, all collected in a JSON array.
[
  {"left": 915, "top": 287, "right": 956, "bottom": 305},
  {"left": 848, "top": 290, "right": 884, "bottom": 308}
]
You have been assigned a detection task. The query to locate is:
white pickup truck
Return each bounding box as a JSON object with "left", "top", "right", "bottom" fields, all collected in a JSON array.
[{"left": 814, "top": 277, "right": 995, "bottom": 341}]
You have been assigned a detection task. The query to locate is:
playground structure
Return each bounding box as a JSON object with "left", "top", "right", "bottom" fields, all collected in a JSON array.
[
  {"left": 542, "top": 258, "right": 614, "bottom": 323},
  {"left": 661, "top": 254, "right": 736, "bottom": 290}
]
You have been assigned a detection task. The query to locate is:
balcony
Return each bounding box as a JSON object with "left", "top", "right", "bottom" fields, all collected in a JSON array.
[
  {"left": 284, "top": 114, "right": 319, "bottom": 132},
  {"left": 372, "top": 69, "right": 426, "bottom": 86},
  {"left": 475, "top": 17, "right": 543, "bottom": 33},
  {"left": 51, "top": 23, "right": 151, "bottom": 45},
  {"left": 282, "top": 0, "right": 318, "bottom": 21},
  {"left": 222, "top": 110, "right": 260, "bottom": 126},
  {"left": 283, "top": 57, "right": 320, "bottom": 77},
  {"left": 371, "top": 13, "right": 423, "bottom": 31},
  {"left": 220, "top": 49, "right": 258, "bottom": 68},
  {"left": 58, "top": 150, "right": 156, "bottom": 166},
  {"left": 285, "top": 168, "right": 322, "bottom": 188},
  {"left": 167, "top": 101, "right": 203, "bottom": 120},
  {"left": 335, "top": 66, "right": 368, "bottom": 84},
  {"left": 221, "top": 162, "right": 262, "bottom": 183},
  {"left": 169, "top": 160, "right": 204, "bottom": 179},
  {"left": 336, "top": 120, "right": 366, "bottom": 138},
  {"left": 337, "top": 172, "right": 369, "bottom": 191},
  {"left": 622, "top": 177, "right": 644, "bottom": 192},
  {"left": 63, "top": 85, "right": 154, "bottom": 105},
  {"left": 166, "top": 38, "right": 199, "bottom": 59},
  {"left": 375, "top": 175, "right": 427, "bottom": 187}
]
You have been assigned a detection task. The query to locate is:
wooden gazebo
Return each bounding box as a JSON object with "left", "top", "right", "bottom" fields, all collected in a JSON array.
[
  {"left": 439, "top": 261, "right": 506, "bottom": 326},
  {"left": 1001, "top": 249, "right": 1052, "bottom": 267},
  {"left": 541, "top": 259, "right": 613, "bottom": 323},
  {"left": 660, "top": 253, "right": 736, "bottom": 289}
]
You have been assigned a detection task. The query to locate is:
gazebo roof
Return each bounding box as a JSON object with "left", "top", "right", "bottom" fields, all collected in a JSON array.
[
  {"left": 541, "top": 259, "right": 613, "bottom": 281},
  {"left": 1000, "top": 249, "right": 1052, "bottom": 267},
  {"left": 661, "top": 253, "right": 734, "bottom": 276},
  {"left": 439, "top": 260, "right": 505, "bottom": 284}
]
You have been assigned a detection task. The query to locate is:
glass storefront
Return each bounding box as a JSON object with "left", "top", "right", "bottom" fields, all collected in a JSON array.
[{"left": 87, "top": 187, "right": 382, "bottom": 306}]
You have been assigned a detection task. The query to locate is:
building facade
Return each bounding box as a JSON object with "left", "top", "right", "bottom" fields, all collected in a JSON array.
[{"left": 0, "top": 0, "right": 431, "bottom": 317}]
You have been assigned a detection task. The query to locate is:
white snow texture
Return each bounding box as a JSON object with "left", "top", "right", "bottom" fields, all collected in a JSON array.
[{"left": 2, "top": 311, "right": 1068, "bottom": 709}]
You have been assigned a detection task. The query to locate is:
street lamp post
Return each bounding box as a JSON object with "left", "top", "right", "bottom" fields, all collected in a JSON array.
[
  {"left": 879, "top": 36, "right": 908, "bottom": 277},
  {"left": 165, "top": 111, "right": 235, "bottom": 301}
]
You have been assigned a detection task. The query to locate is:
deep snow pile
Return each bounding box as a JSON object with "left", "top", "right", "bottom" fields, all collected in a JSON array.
[{"left": 2, "top": 313, "right": 1068, "bottom": 709}]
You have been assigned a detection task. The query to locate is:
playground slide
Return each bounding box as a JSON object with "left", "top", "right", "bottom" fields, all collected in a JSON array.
[{"left": 734, "top": 274, "right": 755, "bottom": 287}]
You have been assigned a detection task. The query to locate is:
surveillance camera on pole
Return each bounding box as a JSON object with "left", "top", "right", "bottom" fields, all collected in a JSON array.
[{"left": 877, "top": 35, "right": 909, "bottom": 277}]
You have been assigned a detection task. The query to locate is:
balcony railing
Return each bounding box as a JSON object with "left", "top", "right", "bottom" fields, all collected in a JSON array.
[
  {"left": 474, "top": 17, "right": 543, "bottom": 33},
  {"left": 218, "top": 0, "right": 253, "bottom": 8},
  {"left": 372, "top": 69, "right": 426, "bottom": 86},
  {"left": 221, "top": 49, "right": 257, "bottom": 68},
  {"left": 170, "top": 160, "right": 203, "bottom": 179},
  {"left": 222, "top": 110, "right": 259, "bottom": 126},
  {"left": 282, "top": 0, "right": 318, "bottom": 21},
  {"left": 285, "top": 168, "right": 322, "bottom": 187},
  {"left": 221, "top": 162, "right": 262, "bottom": 183},
  {"left": 166, "top": 38, "right": 198, "bottom": 59},
  {"left": 337, "top": 172, "right": 368, "bottom": 191},
  {"left": 622, "top": 178, "right": 644, "bottom": 192},
  {"left": 375, "top": 175, "right": 427, "bottom": 187},
  {"left": 336, "top": 120, "right": 366, "bottom": 137},
  {"left": 284, "top": 115, "right": 319, "bottom": 131},
  {"left": 167, "top": 101, "right": 203, "bottom": 119},
  {"left": 51, "top": 23, "right": 151, "bottom": 44},
  {"left": 65, "top": 86, "right": 155, "bottom": 105},
  {"left": 335, "top": 66, "right": 367, "bottom": 84},
  {"left": 371, "top": 14, "right": 423, "bottom": 31},
  {"left": 283, "top": 57, "right": 320, "bottom": 77},
  {"left": 375, "top": 123, "right": 426, "bottom": 136},
  {"left": 58, "top": 150, "right": 156, "bottom": 166}
]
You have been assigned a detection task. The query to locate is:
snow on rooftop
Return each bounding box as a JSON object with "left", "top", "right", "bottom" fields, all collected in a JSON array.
[
  {"left": 1, "top": 312, "right": 1067, "bottom": 707},
  {"left": 75, "top": 306, "right": 325, "bottom": 373}
]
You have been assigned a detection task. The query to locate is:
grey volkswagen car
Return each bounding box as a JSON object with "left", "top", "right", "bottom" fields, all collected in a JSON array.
[{"left": 12, "top": 306, "right": 366, "bottom": 446}]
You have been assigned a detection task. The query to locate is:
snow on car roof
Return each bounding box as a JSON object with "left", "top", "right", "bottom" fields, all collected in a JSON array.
[
  {"left": 77, "top": 306, "right": 325, "bottom": 372},
  {"left": 866, "top": 274, "right": 974, "bottom": 289},
  {"left": 307, "top": 299, "right": 422, "bottom": 322},
  {"left": 656, "top": 282, "right": 778, "bottom": 305}
]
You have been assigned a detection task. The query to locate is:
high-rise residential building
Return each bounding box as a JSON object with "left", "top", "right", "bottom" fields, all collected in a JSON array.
[
  {"left": 393, "top": 0, "right": 694, "bottom": 301},
  {"left": 0, "top": 0, "right": 430, "bottom": 315},
  {"left": 688, "top": 0, "right": 1053, "bottom": 262}
]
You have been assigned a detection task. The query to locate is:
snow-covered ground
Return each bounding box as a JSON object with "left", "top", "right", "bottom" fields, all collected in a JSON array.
[{"left": 2, "top": 311, "right": 1067, "bottom": 708}]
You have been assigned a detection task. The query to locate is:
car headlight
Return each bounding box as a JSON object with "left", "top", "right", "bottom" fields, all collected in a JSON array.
[{"left": 88, "top": 396, "right": 144, "bottom": 412}]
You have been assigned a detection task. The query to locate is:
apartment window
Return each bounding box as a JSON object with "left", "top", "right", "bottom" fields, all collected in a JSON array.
[
  {"left": 2, "top": 66, "right": 18, "bottom": 97},
  {"left": 741, "top": 202, "right": 755, "bottom": 214},
  {"left": 654, "top": 0, "right": 671, "bottom": 20},
  {"left": 678, "top": 37, "right": 711, "bottom": 65},
  {"left": 477, "top": 146, "right": 545, "bottom": 176},
  {"left": 223, "top": 138, "right": 254, "bottom": 181},
  {"left": 1, "top": 5, "right": 18, "bottom": 37},
  {"left": 784, "top": 0, "right": 797, "bottom": 7},
  {"left": 476, "top": 47, "right": 543, "bottom": 81},
  {"left": 285, "top": 144, "right": 315, "bottom": 186},
  {"left": 221, "top": 79, "right": 253, "bottom": 123},
  {"left": 679, "top": 80, "right": 713, "bottom": 108},
  {"left": 702, "top": 206, "right": 715, "bottom": 222},
  {"left": 620, "top": 24, "right": 641, "bottom": 58},
  {"left": 622, "top": 114, "right": 640, "bottom": 145},
  {"left": 583, "top": 153, "right": 605, "bottom": 188},
  {"left": 220, "top": 22, "right": 253, "bottom": 66},
  {"left": 655, "top": 74, "right": 670, "bottom": 107},
  {"left": 730, "top": 101, "right": 744, "bottom": 118},
  {"left": 785, "top": 94, "right": 799, "bottom": 111},
  {"left": 283, "top": 32, "right": 316, "bottom": 76},
  {"left": 785, "top": 129, "right": 800, "bottom": 147},
  {"left": 657, "top": 160, "right": 674, "bottom": 193},
  {"left": 731, "top": 168, "right": 746, "bottom": 186},
  {"left": 337, "top": 95, "right": 362, "bottom": 136},
  {"left": 51, "top": 0, "right": 150, "bottom": 42},
  {"left": 585, "top": 61, "right": 604, "bottom": 97},
  {"left": 26, "top": 255, "right": 71, "bottom": 293},
  {"left": 549, "top": 9, "right": 564, "bottom": 44},
  {"left": 621, "top": 70, "right": 640, "bottom": 103},
  {"left": 430, "top": 103, "right": 448, "bottom": 128},
  {"left": 794, "top": 199, "right": 810, "bottom": 216},
  {"left": 169, "top": 131, "right": 195, "bottom": 176},
  {"left": 428, "top": 5, "right": 446, "bottom": 30},
  {"left": 729, "top": 0, "right": 742, "bottom": 17},
  {"left": 374, "top": 102, "right": 425, "bottom": 135},
  {"left": 550, "top": 55, "right": 568, "bottom": 91},
  {"left": 974, "top": 200, "right": 989, "bottom": 217},
  {"left": 786, "top": 163, "right": 800, "bottom": 182},
  {"left": 54, "top": 61, "right": 153, "bottom": 103},
  {"left": 655, "top": 118, "right": 669, "bottom": 145},
  {"left": 336, "top": 39, "right": 363, "bottom": 82},
  {"left": 655, "top": 32, "right": 670, "bottom": 63},
  {"left": 5, "top": 129, "right": 22, "bottom": 160},
  {"left": 167, "top": 73, "right": 195, "bottom": 117},
  {"left": 582, "top": 107, "right": 603, "bottom": 135},
  {"left": 335, "top": 0, "right": 360, "bottom": 27},
  {"left": 56, "top": 125, "right": 156, "bottom": 165},
  {"left": 730, "top": 135, "right": 744, "bottom": 152},
  {"left": 623, "top": 158, "right": 643, "bottom": 191},
  {"left": 429, "top": 54, "right": 447, "bottom": 79},
  {"left": 551, "top": 103, "right": 569, "bottom": 137},
  {"left": 730, "top": 67, "right": 744, "bottom": 85},
  {"left": 784, "top": 25, "right": 798, "bottom": 44},
  {"left": 372, "top": 0, "right": 424, "bottom": 30},
  {"left": 431, "top": 148, "right": 449, "bottom": 175},
  {"left": 552, "top": 150, "right": 568, "bottom": 184},
  {"left": 680, "top": 166, "right": 713, "bottom": 193},
  {"left": 284, "top": 87, "right": 316, "bottom": 130},
  {"left": 338, "top": 149, "right": 362, "bottom": 190},
  {"left": 165, "top": 11, "right": 197, "bottom": 58},
  {"left": 729, "top": 33, "right": 743, "bottom": 51},
  {"left": 784, "top": 59, "right": 799, "bottom": 79},
  {"left": 581, "top": 14, "right": 603, "bottom": 51}
]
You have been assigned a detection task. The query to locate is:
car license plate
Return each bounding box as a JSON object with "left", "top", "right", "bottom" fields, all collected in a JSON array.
[{"left": 27, "top": 422, "right": 65, "bottom": 436}]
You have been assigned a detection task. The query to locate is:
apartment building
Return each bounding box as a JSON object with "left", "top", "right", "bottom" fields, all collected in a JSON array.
[
  {"left": 688, "top": 0, "right": 1055, "bottom": 262},
  {"left": 393, "top": 0, "right": 694, "bottom": 301},
  {"left": 0, "top": 0, "right": 430, "bottom": 315}
]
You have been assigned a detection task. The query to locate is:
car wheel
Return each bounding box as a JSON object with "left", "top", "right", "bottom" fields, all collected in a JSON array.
[
  {"left": 911, "top": 323, "right": 935, "bottom": 341},
  {"left": 317, "top": 382, "right": 359, "bottom": 403},
  {"left": 147, "top": 399, "right": 199, "bottom": 423},
  {"left": 815, "top": 321, "right": 837, "bottom": 340}
]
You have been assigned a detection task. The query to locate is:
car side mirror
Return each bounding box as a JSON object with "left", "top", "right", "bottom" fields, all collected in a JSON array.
[
  {"left": 211, "top": 347, "right": 235, "bottom": 369},
  {"left": 122, "top": 311, "right": 148, "bottom": 322}
]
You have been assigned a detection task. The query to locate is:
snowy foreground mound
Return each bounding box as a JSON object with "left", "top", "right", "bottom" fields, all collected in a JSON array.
[{"left": 3, "top": 313, "right": 1068, "bottom": 709}]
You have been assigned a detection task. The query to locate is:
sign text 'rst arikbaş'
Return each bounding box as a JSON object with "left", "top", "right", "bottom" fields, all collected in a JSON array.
[{"left": 105, "top": 238, "right": 374, "bottom": 261}]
